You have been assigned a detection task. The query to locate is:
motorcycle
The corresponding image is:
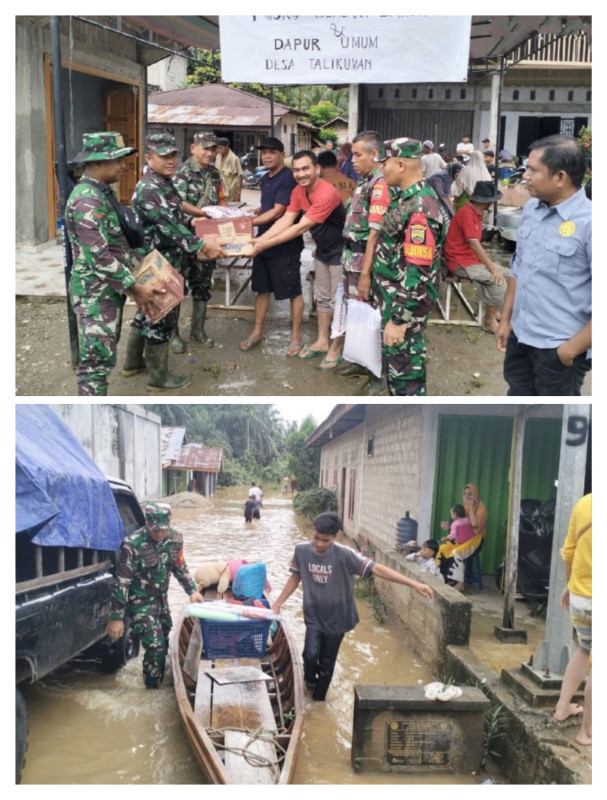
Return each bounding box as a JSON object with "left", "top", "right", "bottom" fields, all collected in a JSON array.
[
  {"left": 241, "top": 147, "right": 268, "bottom": 189},
  {"left": 495, "top": 498, "right": 555, "bottom": 614}
]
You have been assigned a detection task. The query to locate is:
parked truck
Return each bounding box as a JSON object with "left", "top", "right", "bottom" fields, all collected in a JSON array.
[{"left": 15, "top": 405, "right": 145, "bottom": 783}]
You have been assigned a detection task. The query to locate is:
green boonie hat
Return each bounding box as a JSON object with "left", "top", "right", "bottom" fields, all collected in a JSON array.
[
  {"left": 374, "top": 137, "right": 423, "bottom": 162},
  {"left": 144, "top": 133, "right": 179, "bottom": 155},
  {"left": 74, "top": 131, "right": 137, "bottom": 163},
  {"left": 193, "top": 131, "right": 218, "bottom": 147}
]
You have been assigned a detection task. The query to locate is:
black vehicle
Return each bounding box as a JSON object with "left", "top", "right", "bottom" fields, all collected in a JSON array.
[
  {"left": 15, "top": 407, "right": 145, "bottom": 783},
  {"left": 495, "top": 498, "right": 555, "bottom": 608}
]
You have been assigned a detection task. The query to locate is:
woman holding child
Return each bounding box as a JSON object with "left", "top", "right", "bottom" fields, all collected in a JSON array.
[{"left": 437, "top": 483, "right": 488, "bottom": 591}]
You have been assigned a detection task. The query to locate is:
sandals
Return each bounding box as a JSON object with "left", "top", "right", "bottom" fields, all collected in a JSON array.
[
  {"left": 319, "top": 355, "right": 343, "bottom": 370},
  {"left": 423, "top": 682, "right": 463, "bottom": 701},
  {"left": 286, "top": 342, "right": 303, "bottom": 357},
  {"left": 239, "top": 337, "right": 262, "bottom": 352}
]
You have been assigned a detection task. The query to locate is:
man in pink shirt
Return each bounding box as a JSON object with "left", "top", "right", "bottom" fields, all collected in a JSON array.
[
  {"left": 250, "top": 150, "right": 346, "bottom": 359},
  {"left": 444, "top": 180, "right": 510, "bottom": 332}
]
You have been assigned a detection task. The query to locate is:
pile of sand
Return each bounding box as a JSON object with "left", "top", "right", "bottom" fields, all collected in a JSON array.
[{"left": 160, "top": 492, "right": 213, "bottom": 509}]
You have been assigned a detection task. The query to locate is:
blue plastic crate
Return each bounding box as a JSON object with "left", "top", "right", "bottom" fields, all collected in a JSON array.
[{"left": 200, "top": 617, "right": 270, "bottom": 659}]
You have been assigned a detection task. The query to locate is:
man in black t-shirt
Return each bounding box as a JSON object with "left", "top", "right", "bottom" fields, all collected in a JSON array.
[{"left": 239, "top": 137, "right": 305, "bottom": 356}]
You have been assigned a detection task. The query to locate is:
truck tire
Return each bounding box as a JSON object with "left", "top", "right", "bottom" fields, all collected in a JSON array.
[
  {"left": 16, "top": 688, "right": 28, "bottom": 784},
  {"left": 101, "top": 615, "right": 139, "bottom": 673}
]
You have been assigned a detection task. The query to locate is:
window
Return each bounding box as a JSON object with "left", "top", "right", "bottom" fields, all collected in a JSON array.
[
  {"left": 586, "top": 90, "right": 592, "bottom": 101},
  {"left": 378, "top": 88, "right": 384, "bottom": 98},
  {"left": 513, "top": 90, "right": 519, "bottom": 100},
  {"left": 568, "top": 90, "right": 574, "bottom": 102},
  {"left": 412, "top": 88, "right": 417, "bottom": 99},
  {"left": 395, "top": 88, "right": 400, "bottom": 98},
  {"left": 428, "top": 88, "right": 434, "bottom": 99},
  {"left": 283, "top": 125, "right": 287, "bottom": 133},
  {"left": 460, "top": 89, "right": 466, "bottom": 100},
  {"left": 367, "top": 437, "right": 374, "bottom": 456},
  {"left": 445, "top": 89, "right": 451, "bottom": 100},
  {"left": 530, "top": 90, "right": 536, "bottom": 101},
  {"left": 549, "top": 90, "right": 555, "bottom": 101}
]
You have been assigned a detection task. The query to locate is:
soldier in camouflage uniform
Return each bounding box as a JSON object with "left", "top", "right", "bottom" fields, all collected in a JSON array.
[
  {"left": 372, "top": 138, "right": 449, "bottom": 396},
  {"left": 65, "top": 132, "right": 163, "bottom": 395},
  {"left": 124, "top": 133, "right": 225, "bottom": 391},
  {"left": 322, "top": 131, "right": 391, "bottom": 389},
  {"left": 172, "top": 131, "right": 228, "bottom": 351},
  {"left": 107, "top": 503, "right": 203, "bottom": 689}
]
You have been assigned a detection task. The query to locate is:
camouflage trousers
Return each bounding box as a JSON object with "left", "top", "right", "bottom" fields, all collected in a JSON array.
[
  {"left": 131, "top": 606, "right": 173, "bottom": 688},
  {"left": 182, "top": 257, "right": 216, "bottom": 302},
  {"left": 131, "top": 306, "right": 178, "bottom": 344},
  {"left": 382, "top": 328, "right": 429, "bottom": 396},
  {"left": 71, "top": 291, "right": 125, "bottom": 395}
]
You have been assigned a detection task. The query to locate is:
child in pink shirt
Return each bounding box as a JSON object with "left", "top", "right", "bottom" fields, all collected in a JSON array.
[{"left": 443, "top": 504, "right": 476, "bottom": 545}]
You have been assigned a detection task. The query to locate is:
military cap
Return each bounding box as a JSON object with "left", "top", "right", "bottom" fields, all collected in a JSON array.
[
  {"left": 193, "top": 132, "right": 218, "bottom": 147},
  {"left": 145, "top": 502, "right": 172, "bottom": 530},
  {"left": 74, "top": 131, "right": 137, "bottom": 163},
  {"left": 374, "top": 137, "right": 423, "bottom": 162},
  {"left": 144, "top": 133, "right": 179, "bottom": 155}
]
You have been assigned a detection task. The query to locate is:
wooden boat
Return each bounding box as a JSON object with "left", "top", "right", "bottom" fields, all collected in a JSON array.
[{"left": 170, "top": 596, "right": 304, "bottom": 784}]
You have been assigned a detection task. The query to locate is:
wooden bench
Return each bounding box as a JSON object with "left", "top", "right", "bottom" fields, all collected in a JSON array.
[
  {"left": 429, "top": 273, "right": 484, "bottom": 327},
  {"left": 209, "top": 255, "right": 254, "bottom": 311}
]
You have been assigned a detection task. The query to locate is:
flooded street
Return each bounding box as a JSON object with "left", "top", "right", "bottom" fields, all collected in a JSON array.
[{"left": 21, "top": 489, "right": 477, "bottom": 786}]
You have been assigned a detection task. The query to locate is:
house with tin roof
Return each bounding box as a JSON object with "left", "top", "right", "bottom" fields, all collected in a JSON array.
[
  {"left": 147, "top": 82, "right": 316, "bottom": 160},
  {"left": 161, "top": 426, "right": 223, "bottom": 497}
]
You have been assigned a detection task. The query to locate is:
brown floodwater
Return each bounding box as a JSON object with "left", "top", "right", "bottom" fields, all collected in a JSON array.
[{"left": 20, "top": 489, "right": 479, "bottom": 786}]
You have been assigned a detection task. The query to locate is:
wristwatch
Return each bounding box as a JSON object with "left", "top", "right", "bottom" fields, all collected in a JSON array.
[{"left": 391, "top": 309, "right": 413, "bottom": 326}]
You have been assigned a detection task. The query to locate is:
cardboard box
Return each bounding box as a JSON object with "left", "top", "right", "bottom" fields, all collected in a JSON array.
[
  {"left": 195, "top": 216, "right": 254, "bottom": 257},
  {"left": 133, "top": 249, "right": 184, "bottom": 323}
]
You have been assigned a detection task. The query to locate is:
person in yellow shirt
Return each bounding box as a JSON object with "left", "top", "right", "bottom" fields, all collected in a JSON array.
[{"left": 553, "top": 493, "right": 591, "bottom": 746}]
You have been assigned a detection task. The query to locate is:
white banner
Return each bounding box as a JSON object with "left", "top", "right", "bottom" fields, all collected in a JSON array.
[{"left": 220, "top": 16, "right": 471, "bottom": 84}]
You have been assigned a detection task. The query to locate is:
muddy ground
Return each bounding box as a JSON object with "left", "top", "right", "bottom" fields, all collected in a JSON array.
[
  {"left": 15, "top": 287, "right": 539, "bottom": 398},
  {"left": 15, "top": 212, "right": 590, "bottom": 398}
]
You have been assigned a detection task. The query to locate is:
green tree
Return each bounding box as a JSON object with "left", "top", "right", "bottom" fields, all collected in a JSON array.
[
  {"left": 307, "top": 100, "right": 340, "bottom": 128},
  {"left": 285, "top": 415, "right": 321, "bottom": 491}
]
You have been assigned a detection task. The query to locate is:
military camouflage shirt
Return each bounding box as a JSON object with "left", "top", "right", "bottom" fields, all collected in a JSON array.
[
  {"left": 109, "top": 526, "right": 197, "bottom": 620},
  {"left": 131, "top": 169, "right": 204, "bottom": 271},
  {"left": 372, "top": 181, "right": 448, "bottom": 323},
  {"left": 66, "top": 176, "right": 136, "bottom": 299},
  {"left": 173, "top": 157, "right": 224, "bottom": 209},
  {"left": 342, "top": 169, "right": 391, "bottom": 272}
]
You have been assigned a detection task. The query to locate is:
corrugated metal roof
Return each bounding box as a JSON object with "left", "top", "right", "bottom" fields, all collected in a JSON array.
[
  {"left": 171, "top": 444, "right": 223, "bottom": 472},
  {"left": 161, "top": 427, "right": 187, "bottom": 463},
  {"left": 148, "top": 83, "right": 302, "bottom": 128}
]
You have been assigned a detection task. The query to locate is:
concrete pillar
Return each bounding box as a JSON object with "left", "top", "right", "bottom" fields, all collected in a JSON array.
[
  {"left": 489, "top": 72, "right": 501, "bottom": 150},
  {"left": 531, "top": 404, "right": 590, "bottom": 677},
  {"left": 348, "top": 84, "right": 359, "bottom": 140},
  {"left": 16, "top": 20, "right": 50, "bottom": 246}
]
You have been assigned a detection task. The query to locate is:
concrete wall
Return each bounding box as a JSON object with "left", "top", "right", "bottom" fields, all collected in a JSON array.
[
  {"left": 50, "top": 403, "right": 162, "bottom": 501},
  {"left": 148, "top": 55, "right": 188, "bottom": 93},
  {"left": 16, "top": 16, "right": 145, "bottom": 247}
]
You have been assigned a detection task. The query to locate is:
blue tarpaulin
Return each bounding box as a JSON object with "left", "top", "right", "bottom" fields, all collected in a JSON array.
[{"left": 15, "top": 405, "right": 125, "bottom": 550}]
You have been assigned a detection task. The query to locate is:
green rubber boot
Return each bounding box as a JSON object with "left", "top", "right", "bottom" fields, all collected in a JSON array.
[
  {"left": 190, "top": 300, "right": 214, "bottom": 347},
  {"left": 144, "top": 342, "right": 192, "bottom": 392},
  {"left": 169, "top": 306, "right": 186, "bottom": 354},
  {"left": 355, "top": 374, "right": 388, "bottom": 396},
  {"left": 122, "top": 327, "right": 147, "bottom": 376}
]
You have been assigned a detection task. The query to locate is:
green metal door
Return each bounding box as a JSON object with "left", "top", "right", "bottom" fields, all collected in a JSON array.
[{"left": 430, "top": 414, "right": 561, "bottom": 574}]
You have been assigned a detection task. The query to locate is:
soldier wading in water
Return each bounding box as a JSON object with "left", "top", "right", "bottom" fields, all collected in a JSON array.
[{"left": 108, "top": 503, "right": 203, "bottom": 689}]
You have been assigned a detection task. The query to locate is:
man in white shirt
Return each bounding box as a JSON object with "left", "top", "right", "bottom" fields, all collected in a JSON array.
[
  {"left": 456, "top": 135, "right": 475, "bottom": 163},
  {"left": 421, "top": 140, "right": 446, "bottom": 178},
  {"left": 248, "top": 482, "right": 262, "bottom": 502}
]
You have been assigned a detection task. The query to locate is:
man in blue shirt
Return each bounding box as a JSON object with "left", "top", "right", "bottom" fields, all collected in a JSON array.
[
  {"left": 239, "top": 137, "right": 304, "bottom": 356},
  {"left": 496, "top": 136, "right": 591, "bottom": 395}
]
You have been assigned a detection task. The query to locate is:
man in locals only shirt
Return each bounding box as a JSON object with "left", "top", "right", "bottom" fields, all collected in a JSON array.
[{"left": 272, "top": 512, "right": 433, "bottom": 701}]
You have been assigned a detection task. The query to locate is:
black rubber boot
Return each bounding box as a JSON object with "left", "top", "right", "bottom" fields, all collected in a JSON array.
[
  {"left": 355, "top": 374, "right": 388, "bottom": 396},
  {"left": 122, "top": 327, "right": 147, "bottom": 376},
  {"left": 169, "top": 306, "right": 186, "bottom": 353},
  {"left": 190, "top": 300, "right": 214, "bottom": 347},
  {"left": 144, "top": 342, "right": 192, "bottom": 392}
]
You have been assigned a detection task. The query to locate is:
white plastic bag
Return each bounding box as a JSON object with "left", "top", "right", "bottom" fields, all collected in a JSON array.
[
  {"left": 343, "top": 298, "right": 382, "bottom": 377},
  {"left": 330, "top": 282, "right": 347, "bottom": 338}
]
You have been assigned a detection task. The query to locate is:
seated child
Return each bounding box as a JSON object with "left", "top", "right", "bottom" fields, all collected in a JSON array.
[
  {"left": 405, "top": 539, "right": 441, "bottom": 576},
  {"left": 441, "top": 504, "right": 476, "bottom": 545}
]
